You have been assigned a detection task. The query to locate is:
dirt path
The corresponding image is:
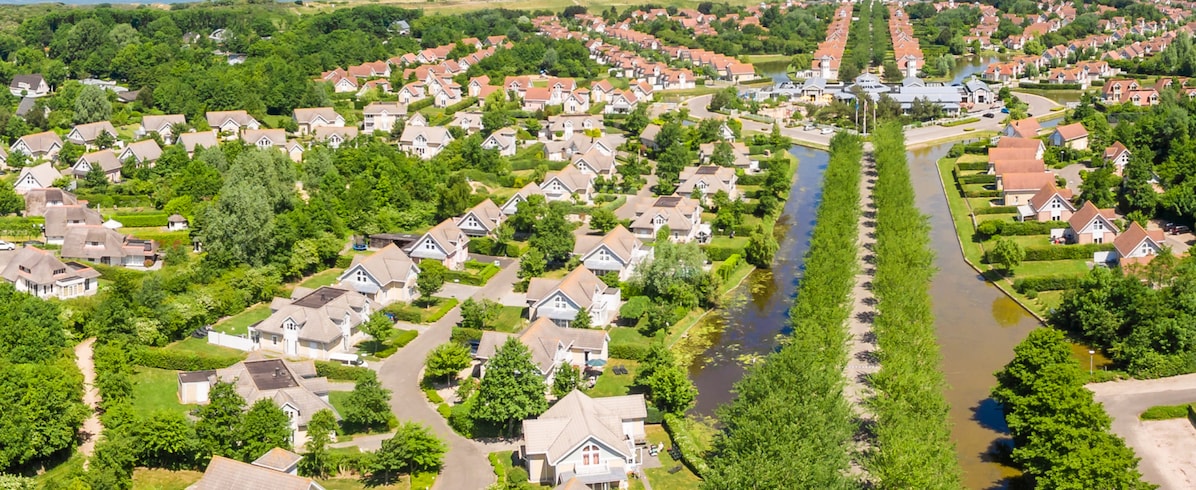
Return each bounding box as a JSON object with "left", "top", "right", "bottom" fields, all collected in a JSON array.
[
  {"left": 75, "top": 338, "right": 102, "bottom": 467},
  {"left": 843, "top": 145, "right": 879, "bottom": 482}
]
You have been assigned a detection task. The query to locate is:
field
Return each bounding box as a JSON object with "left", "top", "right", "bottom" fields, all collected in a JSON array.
[
  {"left": 131, "top": 468, "right": 204, "bottom": 490},
  {"left": 212, "top": 303, "right": 271, "bottom": 336},
  {"left": 131, "top": 366, "right": 197, "bottom": 417}
]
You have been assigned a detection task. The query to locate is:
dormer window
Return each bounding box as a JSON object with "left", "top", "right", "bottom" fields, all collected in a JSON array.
[
  {"left": 581, "top": 444, "right": 600, "bottom": 466},
  {"left": 355, "top": 270, "right": 367, "bottom": 283},
  {"left": 553, "top": 296, "right": 567, "bottom": 310}
]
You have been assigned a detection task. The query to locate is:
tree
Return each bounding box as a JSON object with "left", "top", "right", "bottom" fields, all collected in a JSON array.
[
  {"left": 416, "top": 261, "right": 447, "bottom": 305},
  {"left": 361, "top": 314, "right": 393, "bottom": 355},
  {"left": 0, "top": 283, "right": 67, "bottom": 364},
  {"left": 529, "top": 205, "right": 575, "bottom": 263},
  {"left": 572, "top": 308, "right": 592, "bottom": 329},
  {"left": 74, "top": 85, "right": 112, "bottom": 124},
  {"left": 990, "top": 237, "right": 1025, "bottom": 274},
  {"left": 552, "top": 364, "right": 582, "bottom": 399},
  {"left": 710, "top": 141, "right": 736, "bottom": 167},
  {"left": 84, "top": 164, "right": 109, "bottom": 191},
  {"left": 745, "top": 224, "right": 779, "bottom": 268},
  {"left": 299, "top": 409, "right": 338, "bottom": 478},
  {"left": 203, "top": 181, "right": 276, "bottom": 267},
  {"left": 519, "top": 247, "right": 547, "bottom": 279},
  {"left": 135, "top": 411, "right": 200, "bottom": 470},
  {"left": 239, "top": 399, "right": 293, "bottom": 460},
  {"left": 625, "top": 104, "right": 649, "bottom": 136},
  {"left": 425, "top": 342, "right": 472, "bottom": 385},
  {"left": 644, "top": 363, "right": 696, "bottom": 414},
  {"left": 0, "top": 360, "right": 88, "bottom": 470},
  {"left": 589, "top": 208, "right": 618, "bottom": 234},
  {"left": 460, "top": 298, "right": 501, "bottom": 330},
  {"left": 342, "top": 373, "right": 393, "bottom": 432},
  {"left": 370, "top": 423, "right": 446, "bottom": 484},
  {"left": 473, "top": 337, "right": 549, "bottom": 436}
]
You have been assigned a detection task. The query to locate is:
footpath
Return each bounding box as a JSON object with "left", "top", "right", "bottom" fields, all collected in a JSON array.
[
  {"left": 75, "top": 338, "right": 102, "bottom": 468},
  {"left": 844, "top": 145, "right": 879, "bottom": 482}
]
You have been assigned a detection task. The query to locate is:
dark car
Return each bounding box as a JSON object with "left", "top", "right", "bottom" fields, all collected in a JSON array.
[
  {"left": 983, "top": 112, "right": 996, "bottom": 118},
  {"left": 1173, "top": 225, "right": 1191, "bottom": 235},
  {"left": 1164, "top": 222, "right": 1177, "bottom": 232}
]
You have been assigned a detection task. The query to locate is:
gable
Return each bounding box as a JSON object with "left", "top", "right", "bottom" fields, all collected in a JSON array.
[
  {"left": 340, "top": 264, "right": 381, "bottom": 287},
  {"left": 1077, "top": 214, "right": 1117, "bottom": 234},
  {"left": 550, "top": 435, "right": 630, "bottom": 466},
  {"left": 415, "top": 235, "right": 447, "bottom": 254},
  {"left": 537, "top": 290, "right": 581, "bottom": 312},
  {"left": 583, "top": 243, "right": 628, "bottom": 265}
]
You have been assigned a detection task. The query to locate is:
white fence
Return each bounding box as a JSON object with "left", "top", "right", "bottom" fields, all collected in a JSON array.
[{"left": 207, "top": 331, "right": 258, "bottom": 352}]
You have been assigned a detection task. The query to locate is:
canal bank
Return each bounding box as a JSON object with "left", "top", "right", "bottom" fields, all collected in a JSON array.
[{"left": 685, "top": 145, "right": 830, "bottom": 415}]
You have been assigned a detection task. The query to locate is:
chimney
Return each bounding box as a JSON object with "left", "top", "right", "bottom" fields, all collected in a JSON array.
[{"left": 274, "top": 367, "right": 280, "bottom": 378}]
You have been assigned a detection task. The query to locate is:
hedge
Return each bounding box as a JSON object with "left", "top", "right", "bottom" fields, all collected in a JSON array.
[
  {"left": 451, "top": 327, "right": 484, "bottom": 344},
  {"left": 1018, "top": 82, "right": 1082, "bottom": 90},
  {"left": 984, "top": 243, "right": 1115, "bottom": 263},
  {"left": 132, "top": 346, "right": 243, "bottom": 371},
  {"left": 663, "top": 413, "right": 711, "bottom": 477},
  {"left": 442, "top": 96, "right": 479, "bottom": 116},
  {"left": 942, "top": 117, "right": 981, "bottom": 127},
  {"left": 701, "top": 245, "right": 743, "bottom": 262},
  {"left": 114, "top": 214, "right": 168, "bottom": 227},
  {"left": 956, "top": 161, "right": 989, "bottom": 171},
  {"left": 316, "top": 361, "right": 374, "bottom": 382},
  {"left": 408, "top": 98, "right": 434, "bottom": 112},
  {"left": 976, "top": 206, "right": 1019, "bottom": 215},
  {"left": 959, "top": 174, "right": 996, "bottom": 185},
  {"left": 977, "top": 220, "right": 1056, "bottom": 236},
  {"left": 716, "top": 254, "right": 741, "bottom": 281},
  {"left": 425, "top": 298, "right": 459, "bottom": 322},
  {"left": 608, "top": 342, "right": 649, "bottom": 361},
  {"left": 964, "top": 189, "right": 1001, "bottom": 198},
  {"left": 393, "top": 329, "right": 419, "bottom": 348},
  {"left": 1013, "top": 275, "right": 1084, "bottom": 293}
]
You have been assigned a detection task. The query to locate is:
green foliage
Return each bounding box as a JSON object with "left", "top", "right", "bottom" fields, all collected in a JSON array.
[
  {"left": 460, "top": 298, "right": 503, "bottom": 330},
  {"left": 976, "top": 219, "right": 1056, "bottom": 237},
  {"left": 983, "top": 243, "right": 1114, "bottom": 263},
  {"left": 633, "top": 240, "right": 720, "bottom": 309},
  {"left": 299, "top": 409, "right": 339, "bottom": 478},
  {"left": 75, "top": 84, "right": 112, "bottom": 124},
  {"left": 991, "top": 237, "right": 1026, "bottom": 273},
  {"left": 744, "top": 223, "right": 779, "bottom": 268},
  {"left": 370, "top": 423, "right": 446, "bottom": 484},
  {"left": 619, "top": 296, "right": 651, "bottom": 321},
  {"left": 1013, "top": 275, "right": 1083, "bottom": 293},
  {"left": 0, "top": 283, "right": 67, "bottom": 364},
  {"left": 864, "top": 123, "right": 961, "bottom": 487},
  {"left": 315, "top": 361, "right": 374, "bottom": 382},
  {"left": 551, "top": 364, "right": 582, "bottom": 399},
  {"left": 195, "top": 382, "right": 245, "bottom": 459},
  {"left": 135, "top": 410, "right": 201, "bottom": 470},
  {"left": 416, "top": 260, "right": 447, "bottom": 304},
  {"left": 113, "top": 214, "right": 169, "bottom": 227},
  {"left": 589, "top": 207, "right": 619, "bottom": 234},
  {"left": 426, "top": 342, "right": 472, "bottom": 385},
  {"left": 663, "top": 414, "right": 712, "bottom": 478},
  {"left": 705, "top": 132, "right": 862, "bottom": 490},
  {"left": 1140, "top": 403, "right": 1193, "bottom": 421},
  {"left": 130, "top": 345, "right": 243, "bottom": 371},
  {"left": 342, "top": 373, "right": 393, "bottom": 433},
  {"left": 992, "top": 329, "right": 1152, "bottom": 489},
  {"left": 0, "top": 358, "right": 88, "bottom": 471},
  {"left": 239, "top": 399, "right": 293, "bottom": 459},
  {"left": 472, "top": 337, "right": 548, "bottom": 436},
  {"left": 518, "top": 247, "right": 546, "bottom": 279}
]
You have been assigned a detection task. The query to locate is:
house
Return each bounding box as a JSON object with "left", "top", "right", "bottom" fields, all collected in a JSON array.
[
  {"left": 189, "top": 452, "right": 324, "bottom": 490},
  {"left": 178, "top": 131, "right": 219, "bottom": 157},
  {"left": 451, "top": 112, "right": 484, "bottom": 134},
  {"left": 406, "top": 112, "right": 427, "bottom": 127},
  {"left": 362, "top": 102, "right": 407, "bottom": 134},
  {"left": 1019, "top": 183, "right": 1075, "bottom": 222},
  {"left": 9, "top": 74, "right": 49, "bottom": 98},
  {"left": 639, "top": 124, "right": 661, "bottom": 149},
  {"left": 995, "top": 136, "right": 1045, "bottom": 160},
  {"left": 179, "top": 357, "right": 341, "bottom": 448},
  {"left": 43, "top": 205, "right": 102, "bottom": 244},
  {"left": 1065, "top": 201, "right": 1119, "bottom": 244},
  {"left": 964, "top": 79, "right": 991, "bottom": 104},
  {"left": 407, "top": 218, "right": 470, "bottom": 270},
  {"left": 1113, "top": 222, "right": 1165, "bottom": 266},
  {"left": 23, "top": 188, "right": 78, "bottom": 216},
  {"left": 254, "top": 286, "right": 375, "bottom": 360},
  {"left": 15, "top": 162, "right": 63, "bottom": 194},
  {"left": 476, "top": 317, "right": 610, "bottom": 383},
  {"left": 66, "top": 121, "right": 118, "bottom": 148},
  {"left": 398, "top": 126, "right": 454, "bottom": 160},
  {"left": 527, "top": 266, "right": 621, "bottom": 327},
  {"left": 206, "top": 110, "right": 260, "bottom": 135},
  {"left": 292, "top": 108, "right": 345, "bottom": 135},
  {"left": 481, "top": 127, "right": 518, "bottom": 157},
  {"left": 1003, "top": 118, "right": 1041, "bottom": 139},
  {"left": 543, "top": 134, "right": 622, "bottom": 162},
  {"left": 992, "top": 160, "right": 1046, "bottom": 181},
  {"left": 11, "top": 131, "right": 64, "bottom": 161},
  {"left": 1104, "top": 142, "right": 1131, "bottom": 171},
  {"left": 167, "top": 214, "right": 188, "bottom": 231},
  {"left": 313, "top": 127, "right": 358, "bottom": 150},
  {"left": 1049, "top": 122, "right": 1089, "bottom": 150},
  {"left": 677, "top": 165, "right": 738, "bottom": 201},
  {"left": 522, "top": 390, "right": 647, "bottom": 488},
  {"left": 1001, "top": 172, "right": 1057, "bottom": 206},
  {"left": 61, "top": 226, "right": 157, "bottom": 267},
  {"left": 72, "top": 150, "right": 123, "bottom": 183},
  {"left": 500, "top": 183, "right": 545, "bottom": 215},
  {"left": 240, "top": 129, "right": 287, "bottom": 151},
  {"left": 1, "top": 246, "right": 99, "bottom": 300},
  {"left": 336, "top": 244, "right": 420, "bottom": 306},
  {"left": 570, "top": 150, "right": 616, "bottom": 177},
  {"left": 140, "top": 114, "right": 187, "bottom": 142},
  {"left": 547, "top": 115, "right": 603, "bottom": 141},
  {"left": 118, "top": 139, "right": 163, "bottom": 166},
  {"left": 605, "top": 90, "right": 639, "bottom": 114},
  {"left": 573, "top": 225, "right": 651, "bottom": 281},
  {"left": 987, "top": 147, "right": 1041, "bottom": 174},
  {"left": 456, "top": 199, "right": 505, "bottom": 237},
  {"left": 623, "top": 195, "right": 708, "bottom": 243},
  {"left": 540, "top": 165, "right": 595, "bottom": 204},
  {"left": 697, "top": 141, "right": 755, "bottom": 170}
]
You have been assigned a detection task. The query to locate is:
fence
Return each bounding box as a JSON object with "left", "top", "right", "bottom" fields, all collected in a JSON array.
[{"left": 208, "top": 331, "right": 258, "bottom": 352}]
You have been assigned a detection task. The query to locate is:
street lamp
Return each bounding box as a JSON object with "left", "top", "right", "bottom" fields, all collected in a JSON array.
[{"left": 1089, "top": 350, "right": 1095, "bottom": 375}]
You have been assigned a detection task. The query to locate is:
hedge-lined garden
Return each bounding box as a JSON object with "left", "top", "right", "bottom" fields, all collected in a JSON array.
[
  {"left": 866, "top": 123, "right": 962, "bottom": 488},
  {"left": 703, "top": 132, "right": 863, "bottom": 488}
]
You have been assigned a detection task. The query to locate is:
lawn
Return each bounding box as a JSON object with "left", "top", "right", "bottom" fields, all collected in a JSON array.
[
  {"left": 357, "top": 328, "right": 418, "bottom": 360},
  {"left": 213, "top": 303, "right": 271, "bottom": 336},
  {"left": 493, "top": 306, "right": 527, "bottom": 333},
  {"left": 1010, "top": 259, "right": 1091, "bottom": 277},
  {"left": 643, "top": 425, "right": 702, "bottom": 490},
  {"left": 318, "top": 474, "right": 435, "bottom": 490},
  {"left": 383, "top": 297, "right": 460, "bottom": 324},
  {"left": 132, "top": 468, "right": 204, "bottom": 490},
  {"left": 589, "top": 360, "right": 640, "bottom": 398},
  {"left": 163, "top": 337, "right": 248, "bottom": 361},
  {"left": 124, "top": 228, "right": 192, "bottom": 247},
  {"left": 1140, "top": 402, "right": 1195, "bottom": 420},
  {"left": 300, "top": 267, "right": 344, "bottom": 288},
  {"left": 131, "top": 366, "right": 197, "bottom": 417},
  {"left": 609, "top": 326, "right": 652, "bottom": 348},
  {"left": 705, "top": 235, "right": 749, "bottom": 250}
]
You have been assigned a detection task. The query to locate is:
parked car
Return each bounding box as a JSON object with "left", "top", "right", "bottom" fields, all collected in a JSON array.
[
  {"left": 0, "top": 241, "right": 14, "bottom": 251},
  {"left": 803, "top": 124, "right": 816, "bottom": 131},
  {"left": 820, "top": 127, "right": 834, "bottom": 134},
  {"left": 1173, "top": 225, "right": 1191, "bottom": 235},
  {"left": 1000, "top": 107, "right": 1010, "bottom": 114},
  {"left": 983, "top": 112, "right": 996, "bottom": 118},
  {"left": 1164, "top": 222, "right": 1176, "bottom": 233}
]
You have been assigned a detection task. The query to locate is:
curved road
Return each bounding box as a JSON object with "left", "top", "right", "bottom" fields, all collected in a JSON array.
[
  {"left": 684, "top": 91, "right": 1062, "bottom": 147},
  {"left": 377, "top": 261, "right": 521, "bottom": 490},
  {"left": 1089, "top": 374, "right": 1196, "bottom": 488}
]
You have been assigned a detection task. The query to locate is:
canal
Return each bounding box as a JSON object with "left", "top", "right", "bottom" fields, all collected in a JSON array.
[{"left": 686, "top": 144, "right": 829, "bottom": 415}]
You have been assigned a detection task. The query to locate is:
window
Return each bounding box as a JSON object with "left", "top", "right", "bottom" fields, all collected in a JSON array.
[
  {"left": 581, "top": 444, "right": 600, "bottom": 466},
  {"left": 424, "top": 240, "right": 435, "bottom": 250},
  {"left": 356, "top": 270, "right": 367, "bottom": 283},
  {"left": 1095, "top": 237, "right": 1103, "bottom": 244},
  {"left": 553, "top": 296, "right": 567, "bottom": 310},
  {"left": 598, "top": 249, "right": 610, "bottom": 261},
  {"left": 271, "top": 335, "right": 279, "bottom": 345}
]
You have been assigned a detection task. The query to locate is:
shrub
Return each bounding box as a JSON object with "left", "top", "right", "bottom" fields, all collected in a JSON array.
[
  {"left": 608, "top": 343, "right": 650, "bottom": 361},
  {"left": 955, "top": 161, "right": 989, "bottom": 171},
  {"left": 408, "top": 98, "right": 434, "bottom": 112},
  {"left": 716, "top": 254, "right": 742, "bottom": 281},
  {"left": 451, "top": 327, "right": 484, "bottom": 344},
  {"left": 663, "top": 414, "right": 710, "bottom": 477},
  {"left": 701, "top": 245, "right": 742, "bottom": 262},
  {"left": 393, "top": 329, "right": 419, "bottom": 348},
  {"left": 959, "top": 174, "right": 996, "bottom": 185},
  {"left": 1013, "top": 275, "right": 1083, "bottom": 293},
  {"left": 964, "top": 190, "right": 1001, "bottom": 198},
  {"left": 976, "top": 206, "right": 1019, "bottom": 215},
  {"left": 976, "top": 220, "right": 1056, "bottom": 237},
  {"left": 1140, "top": 403, "right": 1193, "bottom": 421},
  {"left": 985, "top": 243, "right": 1113, "bottom": 263},
  {"left": 315, "top": 361, "right": 374, "bottom": 382},
  {"left": 620, "top": 296, "right": 651, "bottom": 320},
  {"left": 442, "top": 97, "right": 479, "bottom": 116},
  {"left": 114, "top": 214, "right": 168, "bottom": 227},
  {"left": 131, "top": 346, "right": 241, "bottom": 371},
  {"left": 424, "top": 387, "right": 444, "bottom": 404}
]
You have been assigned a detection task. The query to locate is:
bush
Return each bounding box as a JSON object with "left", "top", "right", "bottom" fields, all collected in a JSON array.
[
  {"left": 315, "top": 361, "right": 374, "bottom": 382},
  {"left": 701, "top": 245, "right": 742, "bottom": 262},
  {"left": 942, "top": 117, "right": 981, "bottom": 127},
  {"left": 1140, "top": 403, "right": 1193, "bottom": 421},
  {"left": 620, "top": 296, "right": 651, "bottom": 320},
  {"left": 131, "top": 346, "right": 242, "bottom": 371},
  {"left": 448, "top": 396, "right": 476, "bottom": 437},
  {"left": 1013, "top": 275, "right": 1083, "bottom": 293},
  {"left": 985, "top": 243, "right": 1113, "bottom": 263},
  {"left": 716, "top": 254, "right": 742, "bottom": 281},
  {"left": 663, "top": 414, "right": 710, "bottom": 477},
  {"left": 442, "top": 97, "right": 479, "bottom": 116},
  {"left": 976, "top": 220, "right": 1056, "bottom": 237},
  {"left": 424, "top": 387, "right": 444, "bottom": 404},
  {"left": 408, "top": 98, "right": 434, "bottom": 112},
  {"left": 451, "top": 327, "right": 484, "bottom": 344},
  {"left": 608, "top": 342, "right": 650, "bottom": 361},
  {"left": 958, "top": 174, "right": 996, "bottom": 185},
  {"left": 393, "top": 329, "right": 418, "bottom": 348},
  {"left": 976, "top": 206, "right": 1019, "bottom": 215},
  {"left": 964, "top": 189, "right": 1001, "bottom": 198},
  {"left": 956, "top": 161, "right": 989, "bottom": 171},
  {"left": 335, "top": 254, "right": 353, "bottom": 268},
  {"left": 114, "top": 214, "right": 168, "bottom": 227}
]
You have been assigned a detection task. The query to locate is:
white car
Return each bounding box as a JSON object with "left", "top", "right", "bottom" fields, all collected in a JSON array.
[
  {"left": 820, "top": 127, "right": 835, "bottom": 135},
  {"left": 0, "top": 241, "right": 15, "bottom": 251}
]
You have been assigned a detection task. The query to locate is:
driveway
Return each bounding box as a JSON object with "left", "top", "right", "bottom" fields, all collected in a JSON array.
[
  {"left": 375, "top": 258, "right": 522, "bottom": 490},
  {"left": 1089, "top": 373, "right": 1196, "bottom": 489},
  {"left": 1057, "top": 163, "right": 1086, "bottom": 192}
]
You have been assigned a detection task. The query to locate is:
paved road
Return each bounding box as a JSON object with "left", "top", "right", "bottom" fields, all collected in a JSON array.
[
  {"left": 376, "top": 259, "right": 521, "bottom": 490},
  {"left": 1089, "top": 373, "right": 1196, "bottom": 488}
]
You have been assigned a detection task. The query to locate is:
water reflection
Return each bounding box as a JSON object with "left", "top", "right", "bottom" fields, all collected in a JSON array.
[{"left": 991, "top": 296, "right": 1030, "bottom": 327}]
